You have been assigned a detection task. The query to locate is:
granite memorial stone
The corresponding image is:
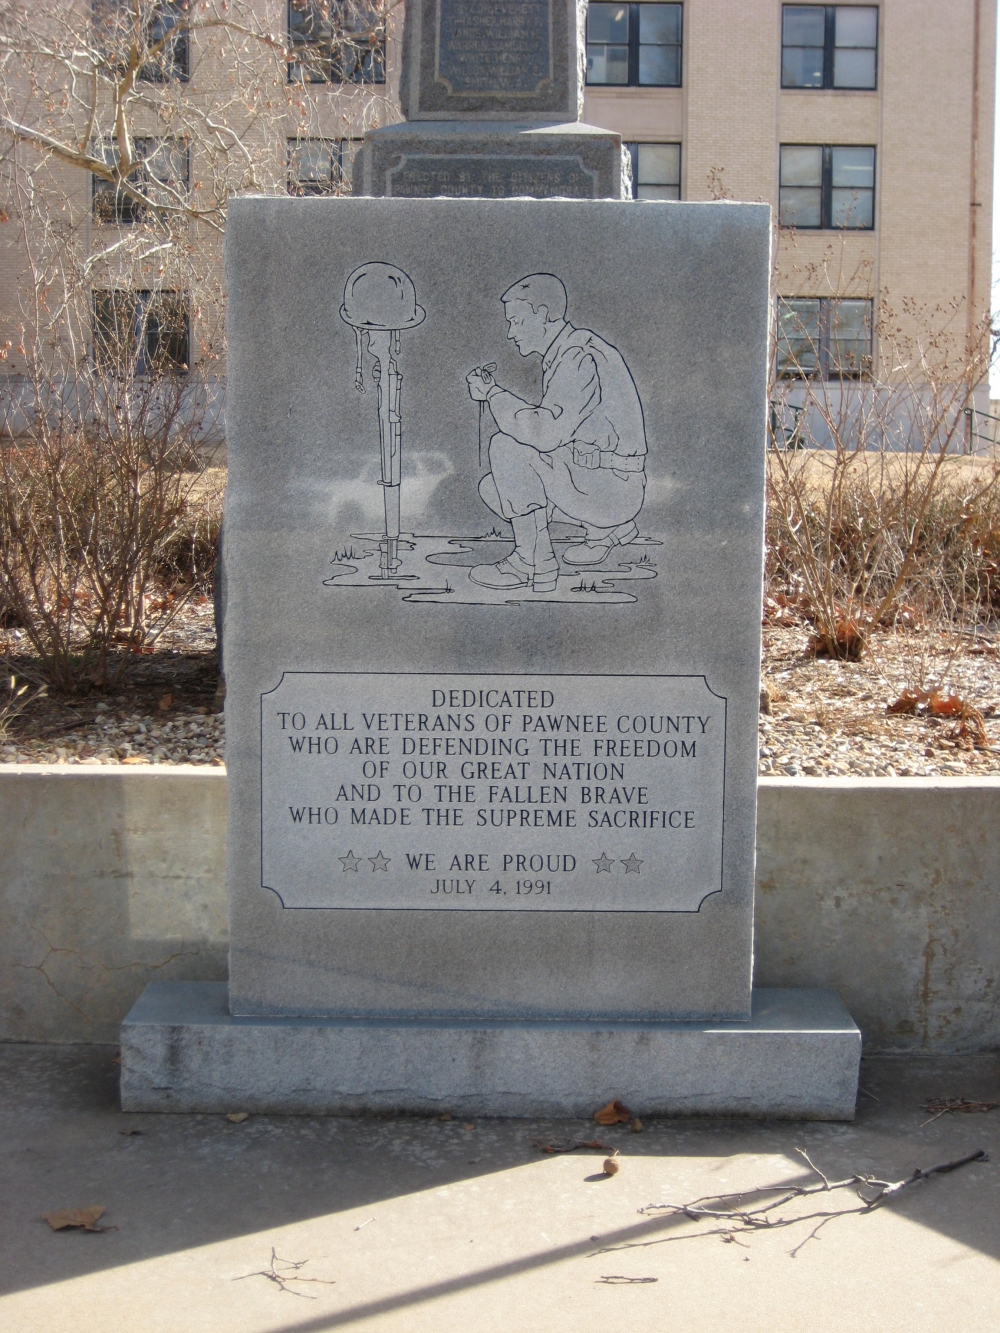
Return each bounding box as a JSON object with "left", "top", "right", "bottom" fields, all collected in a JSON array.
[
  {"left": 353, "top": 0, "right": 629, "bottom": 200},
  {"left": 120, "top": 196, "right": 861, "bottom": 1117},
  {"left": 228, "top": 195, "right": 764, "bottom": 1021}
]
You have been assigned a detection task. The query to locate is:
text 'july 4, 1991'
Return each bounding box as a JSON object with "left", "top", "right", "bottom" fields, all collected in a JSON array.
[{"left": 260, "top": 672, "right": 725, "bottom": 911}]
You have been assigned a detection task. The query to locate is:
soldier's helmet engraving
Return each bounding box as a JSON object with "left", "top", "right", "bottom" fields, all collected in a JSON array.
[{"left": 340, "top": 262, "right": 426, "bottom": 331}]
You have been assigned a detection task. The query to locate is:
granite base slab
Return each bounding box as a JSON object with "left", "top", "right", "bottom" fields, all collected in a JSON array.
[
  {"left": 120, "top": 983, "right": 861, "bottom": 1120},
  {"left": 352, "top": 121, "right": 628, "bottom": 198}
]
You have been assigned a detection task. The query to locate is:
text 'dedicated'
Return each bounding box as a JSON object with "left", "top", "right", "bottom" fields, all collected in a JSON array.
[{"left": 260, "top": 672, "right": 726, "bottom": 911}]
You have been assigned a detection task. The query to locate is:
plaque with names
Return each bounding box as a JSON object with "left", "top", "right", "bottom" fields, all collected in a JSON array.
[
  {"left": 406, "top": 0, "right": 578, "bottom": 119},
  {"left": 436, "top": 0, "right": 552, "bottom": 95}
]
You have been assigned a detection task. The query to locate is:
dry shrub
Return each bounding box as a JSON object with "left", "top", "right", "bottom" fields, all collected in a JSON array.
[
  {"left": 0, "top": 0, "right": 397, "bottom": 694},
  {"left": 767, "top": 454, "right": 1000, "bottom": 634},
  {"left": 0, "top": 372, "right": 221, "bottom": 692},
  {"left": 154, "top": 467, "right": 225, "bottom": 587},
  {"left": 767, "top": 296, "right": 998, "bottom": 655}
]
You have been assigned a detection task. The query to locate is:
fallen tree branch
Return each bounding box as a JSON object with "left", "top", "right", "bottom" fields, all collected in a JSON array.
[
  {"left": 921, "top": 1097, "right": 1000, "bottom": 1126},
  {"left": 601, "top": 1149, "right": 988, "bottom": 1259},
  {"left": 529, "top": 1137, "right": 609, "bottom": 1155},
  {"left": 234, "top": 1248, "right": 335, "bottom": 1299}
]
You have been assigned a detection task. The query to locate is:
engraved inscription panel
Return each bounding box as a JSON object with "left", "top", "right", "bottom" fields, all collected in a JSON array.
[
  {"left": 386, "top": 154, "right": 597, "bottom": 199},
  {"left": 436, "top": 0, "right": 552, "bottom": 95},
  {"left": 261, "top": 672, "right": 726, "bottom": 912}
]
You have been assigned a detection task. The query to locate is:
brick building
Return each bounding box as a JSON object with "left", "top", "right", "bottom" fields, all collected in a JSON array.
[
  {"left": 583, "top": 1, "right": 994, "bottom": 416},
  {"left": 0, "top": 1, "right": 994, "bottom": 426}
]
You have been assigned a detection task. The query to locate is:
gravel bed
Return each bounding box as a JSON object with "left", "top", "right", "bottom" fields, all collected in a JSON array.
[
  {"left": 760, "top": 626, "right": 1000, "bottom": 777},
  {"left": 0, "top": 704, "right": 225, "bottom": 766},
  {"left": 1, "top": 599, "right": 224, "bottom": 766},
  {"left": 3, "top": 608, "right": 1000, "bottom": 776}
]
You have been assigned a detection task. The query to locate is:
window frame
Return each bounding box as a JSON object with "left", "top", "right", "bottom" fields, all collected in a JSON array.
[
  {"left": 92, "top": 1, "right": 190, "bottom": 83},
  {"left": 775, "top": 296, "right": 874, "bottom": 380},
  {"left": 92, "top": 289, "right": 190, "bottom": 377},
  {"left": 625, "top": 141, "right": 682, "bottom": 199},
  {"left": 586, "top": 3, "right": 683, "bottom": 89},
  {"left": 287, "top": 137, "right": 361, "bottom": 195},
  {"left": 778, "top": 143, "right": 875, "bottom": 231},
  {"left": 92, "top": 137, "right": 191, "bottom": 225},
  {"left": 780, "top": 5, "right": 878, "bottom": 91},
  {"left": 287, "top": 0, "right": 386, "bottom": 86},
  {"left": 142, "top": 0, "right": 190, "bottom": 83}
]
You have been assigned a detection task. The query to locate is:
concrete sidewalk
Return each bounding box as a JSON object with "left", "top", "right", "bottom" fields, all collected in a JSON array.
[{"left": 0, "top": 1045, "right": 997, "bottom": 1332}]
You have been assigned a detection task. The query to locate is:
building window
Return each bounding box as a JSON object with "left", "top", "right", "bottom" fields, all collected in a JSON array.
[
  {"left": 781, "top": 6, "right": 877, "bottom": 90},
  {"left": 287, "top": 139, "right": 360, "bottom": 194},
  {"left": 776, "top": 297, "right": 872, "bottom": 378},
  {"left": 626, "top": 143, "right": 681, "bottom": 199},
  {"left": 288, "top": 1, "right": 385, "bottom": 84},
  {"left": 143, "top": 0, "right": 189, "bottom": 80},
  {"left": 779, "top": 145, "right": 874, "bottom": 229},
  {"left": 93, "top": 291, "right": 189, "bottom": 376},
  {"left": 93, "top": 1, "right": 190, "bottom": 82},
  {"left": 586, "top": 3, "right": 682, "bottom": 87},
  {"left": 93, "top": 139, "right": 190, "bottom": 224}
]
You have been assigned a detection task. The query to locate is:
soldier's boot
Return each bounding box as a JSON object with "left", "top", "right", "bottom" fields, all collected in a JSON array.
[
  {"left": 470, "top": 509, "right": 559, "bottom": 593},
  {"left": 562, "top": 519, "right": 639, "bottom": 566}
]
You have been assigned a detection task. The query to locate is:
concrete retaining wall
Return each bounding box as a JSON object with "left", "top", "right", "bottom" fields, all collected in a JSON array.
[
  {"left": 0, "top": 767, "right": 228, "bottom": 1045},
  {"left": 755, "top": 778, "right": 1000, "bottom": 1051},
  {"left": 1, "top": 767, "right": 997, "bottom": 1049}
]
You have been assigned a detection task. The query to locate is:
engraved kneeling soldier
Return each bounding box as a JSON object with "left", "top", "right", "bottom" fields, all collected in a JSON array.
[{"left": 466, "top": 273, "right": 647, "bottom": 592}]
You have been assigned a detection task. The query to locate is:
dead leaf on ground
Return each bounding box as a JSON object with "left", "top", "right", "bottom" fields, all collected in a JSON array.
[
  {"left": 227, "top": 1111, "right": 250, "bottom": 1123},
  {"left": 158, "top": 693, "right": 173, "bottom": 710},
  {"left": 594, "top": 1098, "right": 631, "bottom": 1126},
  {"left": 886, "top": 688, "right": 965, "bottom": 718},
  {"left": 928, "top": 691, "right": 965, "bottom": 717},
  {"left": 948, "top": 707, "right": 990, "bottom": 749},
  {"left": 809, "top": 621, "right": 865, "bottom": 660},
  {"left": 887, "top": 688, "right": 922, "bottom": 715},
  {"left": 922, "top": 1096, "right": 1000, "bottom": 1125},
  {"left": 885, "top": 690, "right": 991, "bottom": 747},
  {"left": 762, "top": 593, "right": 812, "bottom": 627},
  {"left": 43, "top": 1206, "right": 114, "bottom": 1232}
]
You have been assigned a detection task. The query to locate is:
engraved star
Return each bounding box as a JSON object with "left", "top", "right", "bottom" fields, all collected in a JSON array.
[
  {"left": 369, "top": 850, "right": 391, "bottom": 872},
  {"left": 621, "top": 853, "right": 643, "bottom": 875},
  {"left": 593, "top": 852, "right": 615, "bottom": 873},
  {"left": 338, "top": 850, "right": 361, "bottom": 872}
]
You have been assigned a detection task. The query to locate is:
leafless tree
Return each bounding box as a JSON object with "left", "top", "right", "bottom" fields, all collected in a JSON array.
[{"left": 0, "top": 0, "right": 397, "bottom": 689}]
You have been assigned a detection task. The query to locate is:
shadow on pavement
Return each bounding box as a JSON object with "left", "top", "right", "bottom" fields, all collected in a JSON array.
[{"left": 0, "top": 1044, "right": 997, "bottom": 1312}]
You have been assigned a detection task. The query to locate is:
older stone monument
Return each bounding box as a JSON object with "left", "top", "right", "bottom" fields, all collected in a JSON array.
[
  {"left": 121, "top": 194, "right": 861, "bottom": 1118},
  {"left": 352, "top": 0, "right": 629, "bottom": 199}
]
